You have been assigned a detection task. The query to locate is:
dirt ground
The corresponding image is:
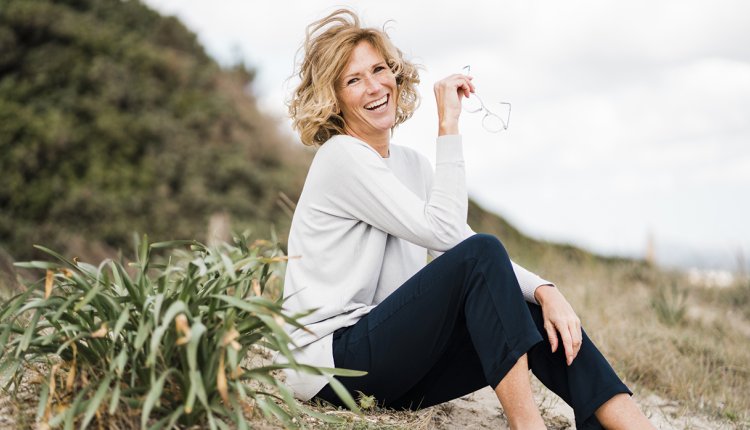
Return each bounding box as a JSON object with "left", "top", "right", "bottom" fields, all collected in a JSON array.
[
  {"left": 0, "top": 376, "right": 741, "bottom": 429},
  {"left": 430, "top": 378, "right": 739, "bottom": 430}
]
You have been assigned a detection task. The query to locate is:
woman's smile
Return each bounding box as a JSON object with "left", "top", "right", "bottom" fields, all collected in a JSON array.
[{"left": 364, "top": 94, "right": 389, "bottom": 111}]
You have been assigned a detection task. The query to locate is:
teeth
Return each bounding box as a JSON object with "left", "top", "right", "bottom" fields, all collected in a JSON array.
[{"left": 365, "top": 95, "right": 388, "bottom": 109}]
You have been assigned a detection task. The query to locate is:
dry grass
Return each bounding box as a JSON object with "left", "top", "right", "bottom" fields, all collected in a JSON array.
[
  {"left": 0, "top": 367, "right": 435, "bottom": 430},
  {"left": 536, "top": 250, "right": 750, "bottom": 425},
  {"left": 2, "top": 240, "right": 749, "bottom": 428},
  {"left": 299, "top": 402, "right": 434, "bottom": 430}
]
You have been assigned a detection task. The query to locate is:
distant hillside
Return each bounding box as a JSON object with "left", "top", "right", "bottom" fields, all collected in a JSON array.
[
  {"left": 0, "top": 0, "right": 621, "bottom": 273},
  {"left": 0, "top": 0, "right": 312, "bottom": 262}
]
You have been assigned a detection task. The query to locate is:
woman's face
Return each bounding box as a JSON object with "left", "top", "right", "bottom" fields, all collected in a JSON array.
[{"left": 336, "top": 41, "right": 398, "bottom": 141}]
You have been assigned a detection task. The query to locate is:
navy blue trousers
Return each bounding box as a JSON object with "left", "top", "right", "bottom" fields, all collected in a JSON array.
[{"left": 314, "top": 234, "right": 630, "bottom": 428}]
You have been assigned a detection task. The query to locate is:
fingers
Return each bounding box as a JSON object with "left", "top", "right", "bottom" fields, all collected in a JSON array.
[
  {"left": 558, "top": 324, "right": 575, "bottom": 366},
  {"left": 544, "top": 321, "right": 558, "bottom": 353},
  {"left": 464, "top": 75, "right": 475, "bottom": 97},
  {"left": 459, "top": 75, "right": 475, "bottom": 98},
  {"left": 562, "top": 320, "right": 583, "bottom": 366},
  {"left": 433, "top": 74, "right": 475, "bottom": 95},
  {"left": 455, "top": 77, "right": 474, "bottom": 102},
  {"left": 546, "top": 317, "right": 582, "bottom": 366}
]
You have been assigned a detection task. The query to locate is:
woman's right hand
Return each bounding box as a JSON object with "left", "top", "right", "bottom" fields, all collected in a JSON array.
[{"left": 434, "top": 73, "right": 475, "bottom": 136}]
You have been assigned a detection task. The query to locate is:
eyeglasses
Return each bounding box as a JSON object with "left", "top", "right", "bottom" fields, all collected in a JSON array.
[{"left": 462, "top": 65, "right": 511, "bottom": 133}]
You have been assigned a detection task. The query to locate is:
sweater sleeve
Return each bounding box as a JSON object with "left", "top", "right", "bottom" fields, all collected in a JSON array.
[{"left": 317, "top": 134, "right": 468, "bottom": 252}]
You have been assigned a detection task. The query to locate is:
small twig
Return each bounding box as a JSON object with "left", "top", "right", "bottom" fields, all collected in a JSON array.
[{"left": 277, "top": 192, "right": 297, "bottom": 219}]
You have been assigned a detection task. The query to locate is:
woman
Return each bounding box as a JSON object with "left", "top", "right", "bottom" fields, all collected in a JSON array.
[{"left": 280, "top": 8, "right": 654, "bottom": 429}]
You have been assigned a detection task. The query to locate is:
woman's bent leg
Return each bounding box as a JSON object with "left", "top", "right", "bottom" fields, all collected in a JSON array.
[
  {"left": 524, "top": 303, "right": 632, "bottom": 429},
  {"left": 314, "top": 234, "right": 543, "bottom": 409},
  {"left": 495, "top": 353, "right": 546, "bottom": 429},
  {"left": 378, "top": 318, "right": 487, "bottom": 410}
]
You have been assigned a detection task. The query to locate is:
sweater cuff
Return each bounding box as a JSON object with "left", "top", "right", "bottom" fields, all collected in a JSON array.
[
  {"left": 436, "top": 134, "right": 463, "bottom": 163},
  {"left": 512, "top": 259, "right": 555, "bottom": 304}
]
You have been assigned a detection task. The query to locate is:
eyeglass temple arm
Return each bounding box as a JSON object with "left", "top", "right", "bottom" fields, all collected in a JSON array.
[{"left": 500, "top": 102, "right": 511, "bottom": 128}]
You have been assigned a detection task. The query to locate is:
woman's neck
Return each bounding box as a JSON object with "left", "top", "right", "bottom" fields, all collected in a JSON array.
[{"left": 344, "top": 127, "right": 390, "bottom": 158}]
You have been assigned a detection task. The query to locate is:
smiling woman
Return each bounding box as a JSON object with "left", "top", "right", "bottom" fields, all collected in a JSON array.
[
  {"left": 278, "top": 8, "right": 655, "bottom": 430},
  {"left": 287, "top": 9, "right": 419, "bottom": 147}
]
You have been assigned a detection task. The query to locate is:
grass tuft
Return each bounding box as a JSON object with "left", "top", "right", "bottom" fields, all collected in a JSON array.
[{"left": 651, "top": 281, "right": 688, "bottom": 326}]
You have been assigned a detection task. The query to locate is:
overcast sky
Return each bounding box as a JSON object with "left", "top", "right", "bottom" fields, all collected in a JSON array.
[{"left": 143, "top": 0, "right": 750, "bottom": 271}]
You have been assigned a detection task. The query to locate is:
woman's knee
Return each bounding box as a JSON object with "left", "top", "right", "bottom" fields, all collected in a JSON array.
[{"left": 459, "top": 233, "right": 510, "bottom": 261}]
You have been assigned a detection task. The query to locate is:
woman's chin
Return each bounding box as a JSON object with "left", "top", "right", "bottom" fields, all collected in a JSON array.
[
  {"left": 346, "top": 114, "right": 397, "bottom": 138},
  {"left": 363, "top": 119, "right": 396, "bottom": 134},
  {"left": 375, "top": 115, "right": 397, "bottom": 131}
]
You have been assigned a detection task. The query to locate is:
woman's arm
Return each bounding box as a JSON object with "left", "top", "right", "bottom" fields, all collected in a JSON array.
[
  {"left": 309, "top": 74, "right": 477, "bottom": 251},
  {"left": 316, "top": 134, "right": 468, "bottom": 251}
]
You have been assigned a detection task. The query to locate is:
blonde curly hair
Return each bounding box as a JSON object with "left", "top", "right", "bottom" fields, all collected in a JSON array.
[{"left": 287, "top": 8, "right": 421, "bottom": 146}]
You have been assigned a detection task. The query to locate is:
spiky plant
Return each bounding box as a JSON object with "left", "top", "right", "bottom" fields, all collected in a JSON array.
[
  {"left": 0, "top": 233, "right": 362, "bottom": 429},
  {"left": 651, "top": 281, "right": 688, "bottom": 327}
]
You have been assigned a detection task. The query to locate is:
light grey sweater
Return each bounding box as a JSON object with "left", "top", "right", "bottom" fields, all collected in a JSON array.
[{"left": 278, "top": 134, "right": 552, "bottom": 400}]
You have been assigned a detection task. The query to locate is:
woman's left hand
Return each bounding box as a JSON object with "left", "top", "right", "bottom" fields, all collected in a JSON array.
[{"left": 534, "top": 285, "right": 582, "bottom": 366}]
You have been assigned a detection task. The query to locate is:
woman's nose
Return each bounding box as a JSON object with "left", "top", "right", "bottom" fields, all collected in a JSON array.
[{"left": 363, "top": 75, "right": 382, "bottom": 93}]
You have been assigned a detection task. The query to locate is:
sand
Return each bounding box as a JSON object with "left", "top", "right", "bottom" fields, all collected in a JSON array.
[{"left": 429, "top": 379, "right": 737, "bottom": 430}]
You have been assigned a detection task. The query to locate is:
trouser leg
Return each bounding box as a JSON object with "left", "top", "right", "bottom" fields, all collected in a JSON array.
[
  {"left": 384, "top": 313, "right": 487, "bottom": 409},
  {"left": 316, "top": 314, "right": 489, "bottom": 410},
  {"left": 318, "top": 305, "right": 632, "bottom": 428},
  {"left": 383, "top": 303, "right": 633, "bottom": 426},
  {"left": 315, "top": 234, "right": 542, "bottom": 407},
  {"left": 314, "top": 233, "right": 631, "bottom": 427},
  {"left": 524, "top": 304, "right": 632, "bottom": 429}
]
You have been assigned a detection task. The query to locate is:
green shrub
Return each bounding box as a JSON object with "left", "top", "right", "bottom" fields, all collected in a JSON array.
[
  {"left": 651, "top": 281, "right": 688, "bottom": 326},
  {"left": 722, "top": 277, "right": 750, "bottom": 320},
  {"left": 0, "top": 0, "right": 307, "bottom": 263},
  {"left": 0, "top": 234, "right": 362, "bottom": 429}
]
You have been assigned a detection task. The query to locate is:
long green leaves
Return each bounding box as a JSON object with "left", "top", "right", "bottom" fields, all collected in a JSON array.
[{"left": 0, "top": 233, "right": 361, "bottom": 428}]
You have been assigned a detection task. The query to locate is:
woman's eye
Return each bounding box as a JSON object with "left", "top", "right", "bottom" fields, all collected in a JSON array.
[
  {"left": 346, "top": 78, "right": 358, "bottom": 86},
  {"left": 374, "top": 66, "right": 385, "bottom": 73}
]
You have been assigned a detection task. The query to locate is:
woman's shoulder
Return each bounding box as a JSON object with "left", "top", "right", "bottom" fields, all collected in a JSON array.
[
  {"left": 391, "top": 143, "right": 426, "bottom": 161},
  {"left": 307, "top": 135, "right": 384, "bottom": 182},
  {"left": 391, "top": 143, "right": 432, "bottom": 173},
  {"left": 316, "top": 135, "right": 429, "bottom": 171}
]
